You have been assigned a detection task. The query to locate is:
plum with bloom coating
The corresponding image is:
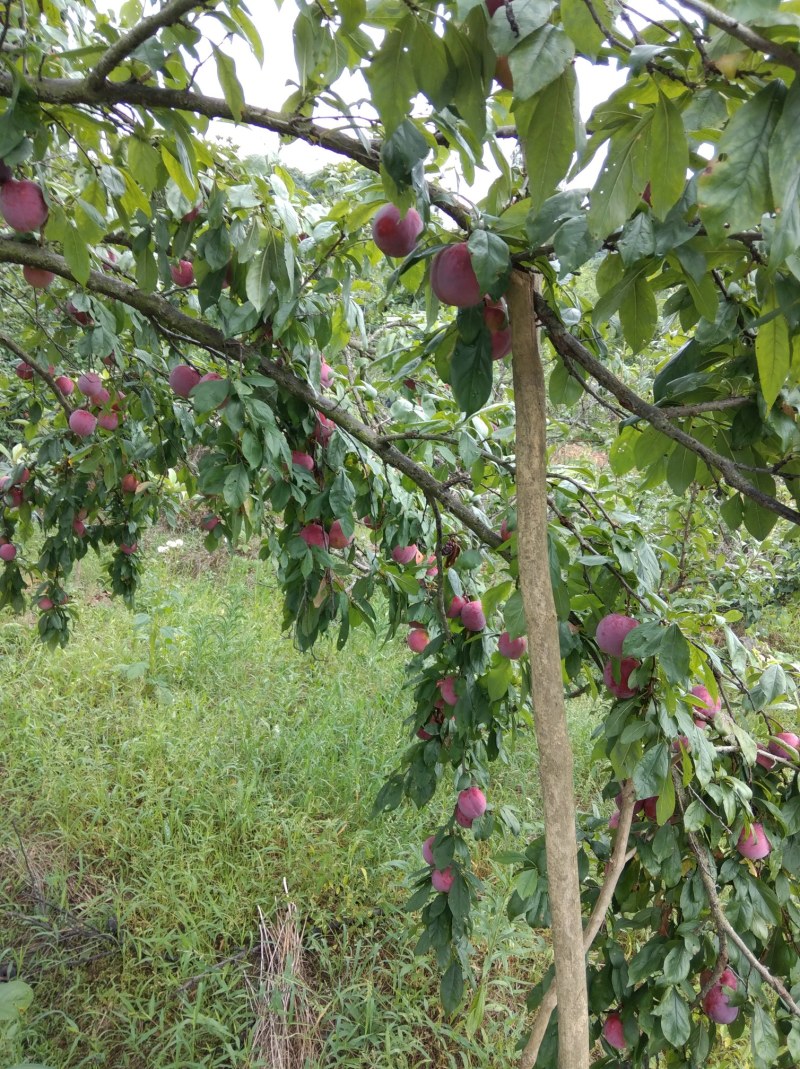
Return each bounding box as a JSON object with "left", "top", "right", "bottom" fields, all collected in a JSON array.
[
  {"left": 372, "top": 203, "right": 423, "bottom": 258},
  {"left": 736, "top": 822, "right": 770, "bottom": 860},
  {"left": 701, "top": 968, "right": 739, "bottom": 1024},
  {"left": 430, "top": 244, "right": 482, "bottom": 307},
  {"left": 431, "top": 867, "right": 454, "bottom": 893},
  {"left": 596, "top": 613, "right": 639, "bottom": 658}
]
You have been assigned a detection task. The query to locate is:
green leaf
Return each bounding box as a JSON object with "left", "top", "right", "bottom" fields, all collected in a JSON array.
[
  {"left": 755, "top": 294, "right": 791, "bottom": 408},
  {"left": 656, "top": 987, "right": 691, "bottom": 1047},
  {"left": 504, "top": 589, "right": 526, "bottom": 639},
  {"left": 441, "top": 959, "right": 464, "bottom": 1014},
  {"left": 127, "top": 136, "right": 161, "bottom": 195},
  {"left": 618, "top": 272, "right": 657, "bottom": 353},
  {"left": 633, "top": 743, "right": 669, "bottom": 799},
  {"left": 241, "top": 429, "right": 263, "bottom": 469},
  {"left": 381, "top": 119, "right": 429, "bottom": 194},
  {"left": 448, "top": 871, "right": 470, "bottom": 921},
  {"left": 769, "top": 80, "right": 800, "bottom": 267},
  {"left": 467, "top": 230, "right": 510, "bottom": 295},
  {"left": 410, "top": 20, "right": 453, "bottom": 111},
  {"left": 648, "top": 92, "right": 689, "bottom": 218},
  {"left": 560, "top": 0, "right": 608, "bottom": 58},
  {"left": 223, "top": 465, "right": 249, "bottom": 508},
  {"left": 0, "top": 979, "right": 34, "bottom": 1021},
  {"left": 698, "top": 81, "right": 784, "bottom": 240},
  {"left": 63, "top": 222, "right": 90, "bottom": 286},
  {"left": 489, "top": 0, "right": 554, "bottom": 55},
  {"left": 214, "top": 47, "right": 245, "bottom": 121},
  {"left": 752, "top": 1003, "right": 780, "bottom": 1069},
  {"left": 160, "top": 144, "right": 197, "bottom": 202},
  {"left": 451, "top": 333, "right": 493, "bottom": 415},
  {"left": 365, "top": 20, "right": 417, "bottom": 136},
  {"left": 515, "top": 68, "right": 578, "bottom": 213},
  {"left": 666, "top": 445, "right": 697, "bottom": 495},
  {"left": 246, "top": 244, "right": 271, "bottom": 312},
  {"left": 191, "top": 378, "right": 230, "bottom": 412},
  {"left": 508, "top": 25, "right": 574, "bottom": 102},
  {"left": 588, "top": 113, "right": 652, "bottom": 239},
  {"left": 660, "top": 623, "right": 690, "bottom": 684}
]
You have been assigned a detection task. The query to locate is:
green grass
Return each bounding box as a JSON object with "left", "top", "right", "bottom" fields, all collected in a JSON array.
[{"left": 2, "top": 535, "right": 604, "bottom": 1069}]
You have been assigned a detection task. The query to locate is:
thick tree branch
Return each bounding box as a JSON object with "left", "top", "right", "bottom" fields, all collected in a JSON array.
[
  {"left": 678, "top": 0, "right": 800, "bottom": 74},
  {"left": 0, "top": 239, "right": 501, "bottom": 549},
  {"left": 86, "top": 0, "right": 210, "bottom": 90},
  {"left": 521, "top": 782, "right": 637, "bottom": 1068},
  {"left": 0, "top": 75, "right": 471, "bottom": 230},
  {"left": 534, "top": 293, "right": 800, "bottom": 527}
]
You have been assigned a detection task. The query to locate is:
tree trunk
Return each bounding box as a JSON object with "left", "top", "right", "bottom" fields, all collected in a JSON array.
[{"left": 508, "top": 270, "right": 590, "bottom": 1069}]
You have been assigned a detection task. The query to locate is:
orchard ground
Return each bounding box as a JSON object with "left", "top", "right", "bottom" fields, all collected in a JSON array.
[{"left": 0, "top": 532, "right": 756, "bottom": 1069}]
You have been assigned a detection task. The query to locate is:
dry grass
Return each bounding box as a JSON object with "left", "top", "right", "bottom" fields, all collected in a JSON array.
[{"left": 246, "top": 893, "right": 322, "bottom": 1069}]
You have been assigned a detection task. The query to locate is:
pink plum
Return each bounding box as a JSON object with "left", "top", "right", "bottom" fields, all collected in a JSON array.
[
  {"left": 737, "top": 823, "right": 770, "bottom": 860},
  {"left": 0, "top": 542, "right": 17, "bottom": 561},
  {"left": 69, "top": 409, "right": 97, "bottom": 437},
  {"left": 299, "top": 523, "right": 327, "bottom": 548},
  {"left": 690, "top": 684, "right": 721, "bottom": 720},
  {"left": 170, "top": 260, "right": 194, "bottom": 287},
  {"left": 77, "top": 371, "right": 103, "bottom": 398},
  {"left": 314, "top": 414, "right": 335, "bottom": 445},
  {"left": 701, "top": 968, "right": 739, "bottom": 1025},
  {"left": 291, "top": 451, "right": 315, "bottom": 472},
  {"left": 431, "top": 867, "right": 454, "bottom": 893},
  {"left": 0, "top": 178, "right": 48, "bottom": 231},
  {"left": 422, "top": 836, "right": 436, "bottom": 866},
  {"left": 120, "top": 542, "right": 138, "bottom": 556},
  {"left": 461, "top": 599, "right": 486, "bottom": 632},
  {"left": 447, "top": 595, "right": 467, "bottom": 619},
  {"left": 15, "top": 361, "right": 33, "bottom": 380},
  {"left": 328, "top": 520, "right": 353, "bottom": 549},
  {"left": 23, "top": 265, "right": 55, "bottom": 288},
  {"left": 437, "top": 677, "right": 458, "bottom": 706},
  {"left": 407, "top": 628, "right": 429, "bottom": 654},
  {"left": 602, "top": 1012, "right": 626, "bottom": 1050},
  {"left": 430, "top": 243, "right": 482, "bottom": 307},
  {"left": 595, "top": 613, "right": 639, "bottom": 658},
  {"left": 392, "top": 544, "right": 419, "bottom": 565},
  {"left": 371, "top": 203, "right": 423, "bottom": 258},
  {"left": 603, "top": 658, "right": 641, "bottom": 699},
  {"left": 169, "top": 364, "right": 201, "bottom": 398},
  {"left": 498, "top": 631, "right": 527, "bottom": 659},
  {"left": 55, "top": 375, "right": 75, "bottom": 396},
  {"left": 457, "top": 786, "right": 486, "bottom": 821}
]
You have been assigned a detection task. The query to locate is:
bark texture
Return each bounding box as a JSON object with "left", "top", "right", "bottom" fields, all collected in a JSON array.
[{"left": 508, "top": 270, "right": 589, "bottom": 1069}]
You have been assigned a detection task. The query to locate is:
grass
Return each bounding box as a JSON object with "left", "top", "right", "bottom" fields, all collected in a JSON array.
[{"left": 1, "top": 534, "right": 607, "bottom": 1069}]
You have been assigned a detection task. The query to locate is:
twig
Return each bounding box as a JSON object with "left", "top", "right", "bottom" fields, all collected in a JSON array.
[{"left": 677, "top": 0, "right": 800, "bottom": 75}]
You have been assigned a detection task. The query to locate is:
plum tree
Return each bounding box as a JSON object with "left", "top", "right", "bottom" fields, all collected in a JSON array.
[{"left": 2, "top": 4, "right": 800, "bottom": 1069}]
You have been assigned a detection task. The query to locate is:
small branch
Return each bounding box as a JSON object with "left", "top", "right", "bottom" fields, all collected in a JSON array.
[
  {"left": 520, "top": 782, "right": 637, "bottom": 1069},
  {"left": 425, "top": 491, "right": 448, "bottom": 628},
  {"left": 86, "top": 0, "right": 209, "bottom": 90},
  {"left": 534, "top": 293, "right": 800, "bottom": 527},
  {"left": 658, "top": 397, "right": 749, "bottom": 417},
  {"left": 674, "top": 770, "right": 800, "bottom": 1018},
  {"left": 0, "top": 331, "right": 72, "bottom": 416},
  {"left": 677, "top": 0, "right": 800, "bottom": 75}
]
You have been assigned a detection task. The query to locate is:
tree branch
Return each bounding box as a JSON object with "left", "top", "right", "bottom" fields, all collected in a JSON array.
[
  {"left": 520, "top": 781, "right": 637, "bottom": 1069},
  {"left": 0, "top": 238, "right": 502, "bottom": 550},
  {"left": 677, "top": 0, "right": 800, "bottom": 74},
  {"left": 674, "top": 770, "right": 800, "bottom": 1019},
  {"left": 0, "top": 74, "right": 471, "bottom": 230},
  {"left": 0, "top": 331, "right": 72, "bottom": 416},
  {"left": 86, "top": 0, "right": 210, "bottom": 91},
  {"left": 534, "top": 293, "right": 800, "bottom": 527}
]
